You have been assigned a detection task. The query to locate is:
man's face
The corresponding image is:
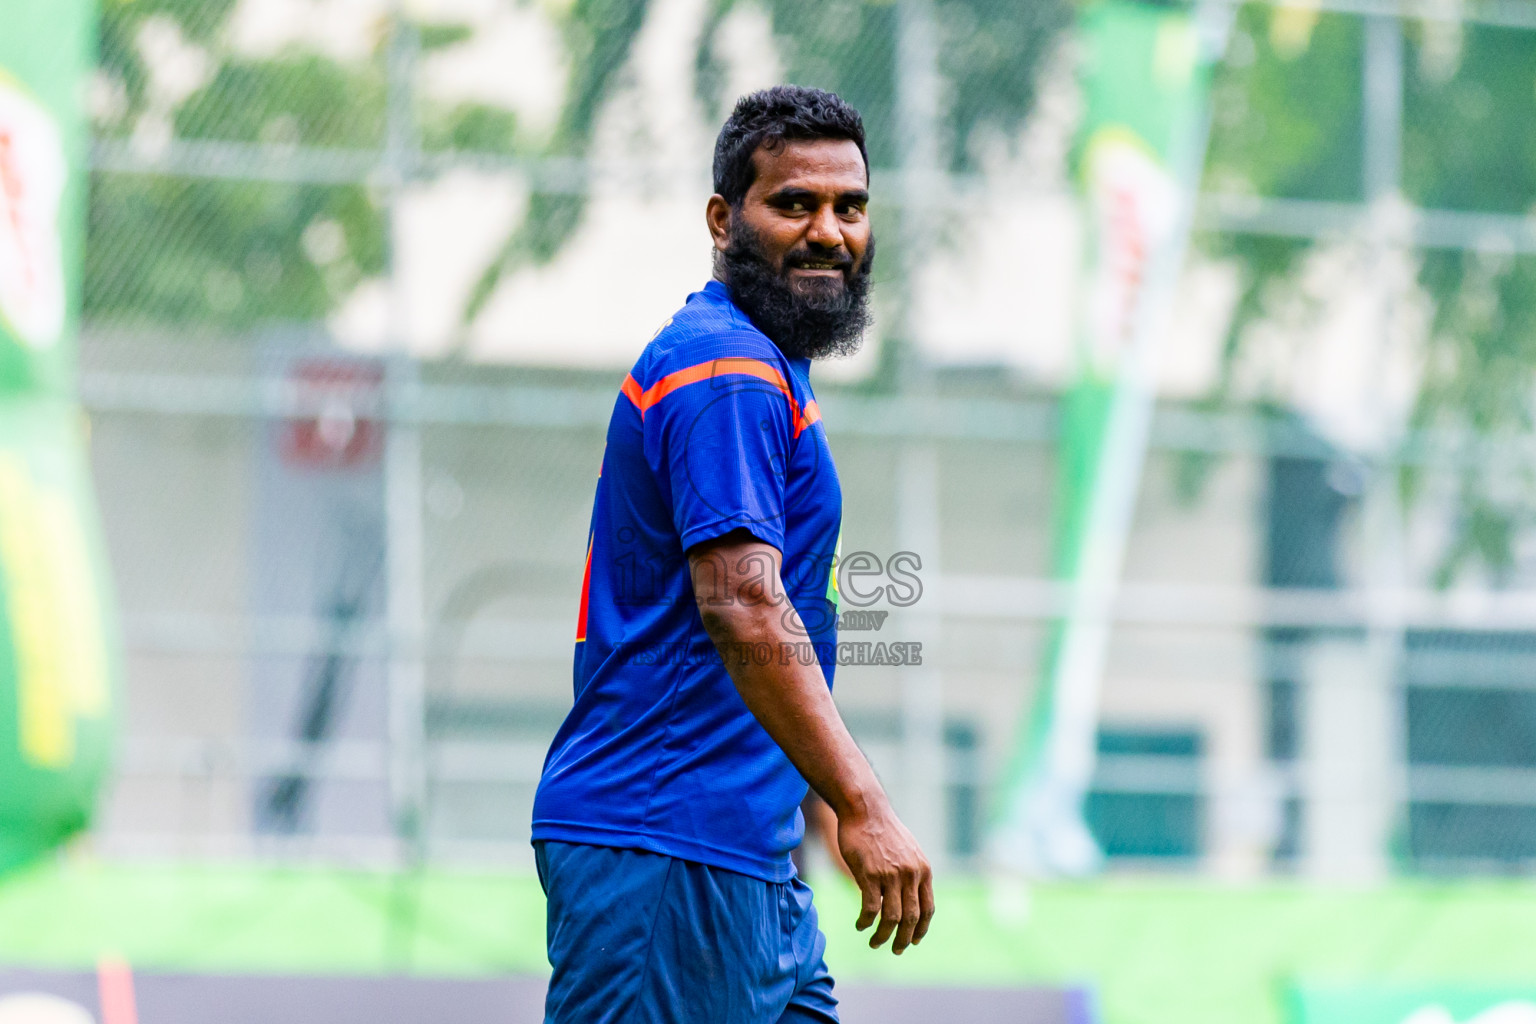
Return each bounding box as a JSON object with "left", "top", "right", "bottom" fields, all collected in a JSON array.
[
  {"left": 706, "top": 137, "right": 875, "bottom": 360},
  {"left": 718, "top": 137, "right": 871, "bottom": 295}
]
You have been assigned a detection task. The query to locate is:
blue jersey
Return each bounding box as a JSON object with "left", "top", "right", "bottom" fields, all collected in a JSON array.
[{"left": 532, "top": 280, "right": 843, "bottom": 882}]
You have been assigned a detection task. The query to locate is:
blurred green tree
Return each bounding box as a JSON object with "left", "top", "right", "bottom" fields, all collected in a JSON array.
[
  {"left": 460, "top": 0, "right": 1073, "bottom": 324},
  {"left": 90, "top": 0, "right": 1071, "bottom": 337},
  {"left": 88, "top": 0, "right": 511, "bottom": 332},
  {"left": 1202, "top": 7, "right": 1536, "bottom": 582}
]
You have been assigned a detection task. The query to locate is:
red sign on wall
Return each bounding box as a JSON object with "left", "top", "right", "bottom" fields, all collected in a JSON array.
[{"left": 280, "top": 359, "right": 384, "bottom": 470}]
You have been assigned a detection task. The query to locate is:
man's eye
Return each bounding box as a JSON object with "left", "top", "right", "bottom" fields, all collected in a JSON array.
[{"left": 787, "top": 201, "right": 807, "bottom": 213}]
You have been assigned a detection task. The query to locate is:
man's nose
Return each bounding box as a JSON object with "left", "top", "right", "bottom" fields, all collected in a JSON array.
[{"left": 805, "top": 204, "right": 843, "bottom": 250}]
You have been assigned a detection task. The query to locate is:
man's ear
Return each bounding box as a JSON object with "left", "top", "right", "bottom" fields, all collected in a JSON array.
[{"left": 706, "top": 194, "right": 733, "bottom": 253}]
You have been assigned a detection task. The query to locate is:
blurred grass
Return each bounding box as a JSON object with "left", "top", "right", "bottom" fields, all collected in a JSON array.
[{"left": 3, "top": 858, "right": 1536, "bottom": 1024}]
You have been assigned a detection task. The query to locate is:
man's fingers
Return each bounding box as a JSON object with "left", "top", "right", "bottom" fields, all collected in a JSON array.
[
  {"left": 913, "top": 868, "right": 936, "bottom": 945},
  {"left": 868, "top": 875, "right": 902, "bottom": 949},
  {"left": 855, "top": 871, "right": 881, "bottom": 932},
  {"left": 891, "top": 871, "right": 921, "bottom": 954}
]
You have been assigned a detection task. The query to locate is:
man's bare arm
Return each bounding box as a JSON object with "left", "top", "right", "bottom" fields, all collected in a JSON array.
[{"left": 688, "top": 531, "right": 934, "bottom": 953}]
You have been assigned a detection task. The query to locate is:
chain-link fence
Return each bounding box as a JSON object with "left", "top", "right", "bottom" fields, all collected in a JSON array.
[{"left": 79, "top": 0, "right": 1536, "bottom": 879}]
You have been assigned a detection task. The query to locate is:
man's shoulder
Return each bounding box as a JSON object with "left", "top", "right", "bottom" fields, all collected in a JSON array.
[{"left": 633, "top": 285, "right": 782, "bottom": 385}]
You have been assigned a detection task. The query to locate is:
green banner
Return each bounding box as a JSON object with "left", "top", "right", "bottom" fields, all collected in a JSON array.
[
  {"left": 990, "top": 0, "right": 1219, "bottom": 874},
  {"left": 1290, "top": 987, "right": 1536, "bottom": 1024},
  {"left": 0, "top": 0, "right": 120, "bottom": 874}
]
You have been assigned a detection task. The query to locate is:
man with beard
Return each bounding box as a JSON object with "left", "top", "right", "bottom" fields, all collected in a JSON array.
[{"left": 532, "top": 86, "right": 934, "bottom": 1024}]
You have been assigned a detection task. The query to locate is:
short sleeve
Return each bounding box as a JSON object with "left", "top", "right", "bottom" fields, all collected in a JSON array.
[{"left": 648, "top": 364, "right": 794, "bottom": 554}]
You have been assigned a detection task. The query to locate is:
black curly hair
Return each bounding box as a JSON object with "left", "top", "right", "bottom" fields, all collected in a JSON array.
[{"left": 712, "top": 86, "right": 868, "bottom": 207}]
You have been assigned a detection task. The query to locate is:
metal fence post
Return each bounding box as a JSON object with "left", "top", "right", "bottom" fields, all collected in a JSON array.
[
  {"left": 1301, "top": 10, "right": 1408, "bottom": 881},
  {"left": 383, "top": 8, "right": 427, "bottom": 863}
]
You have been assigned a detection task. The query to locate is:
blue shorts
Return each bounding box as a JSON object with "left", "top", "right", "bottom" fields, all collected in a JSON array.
[{"left": 535, "top": 841, "right": 839, "bottom": 1024}]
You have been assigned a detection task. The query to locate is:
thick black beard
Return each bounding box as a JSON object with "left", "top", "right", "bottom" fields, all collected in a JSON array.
[{"left": 719, "top": 220, "right": 874, "bottom": 361}]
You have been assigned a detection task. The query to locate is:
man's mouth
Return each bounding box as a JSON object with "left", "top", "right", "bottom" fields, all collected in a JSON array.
[{"left": 787, "top": 261, "right": 847, "bottom": 277}]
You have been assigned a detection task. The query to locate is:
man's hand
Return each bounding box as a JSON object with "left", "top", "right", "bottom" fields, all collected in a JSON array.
[
  {"left": 688, "top": 530, "right": 935, "bottom": 955},
  {"left": 839, "top": 798, "right": 935, "bottom": 953}
]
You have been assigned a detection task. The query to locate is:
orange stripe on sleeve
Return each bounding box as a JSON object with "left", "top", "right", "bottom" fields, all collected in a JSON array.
[
  {"left": 621, "top": 374, "right": 644, "bottom": 409},
  {"left": 799, "top": 400, "right": 821, "bottom": 433},
  {"left": 618, "top": 358, "right": 820, "bottom": 436}
]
